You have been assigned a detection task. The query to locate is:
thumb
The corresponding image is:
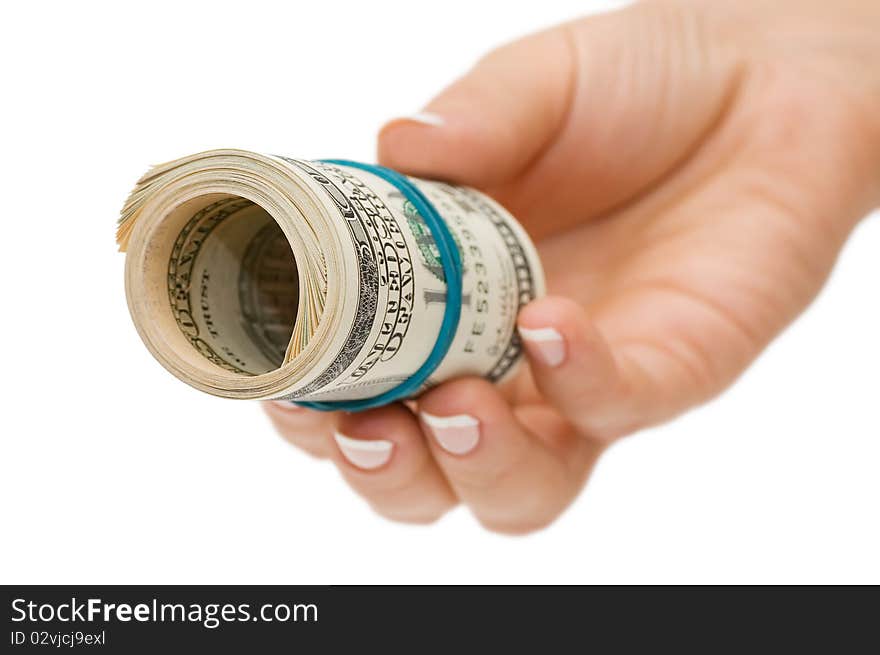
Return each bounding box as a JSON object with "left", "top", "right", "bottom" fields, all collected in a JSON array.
[
  {"left": 379, "top": 5, "right": 743, "bottom": 237},
  {"left": 377, "top": 25, "right": 574, "bottom": 188}
]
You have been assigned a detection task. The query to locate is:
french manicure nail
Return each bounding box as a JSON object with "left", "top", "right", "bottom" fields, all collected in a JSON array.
[
  {"left": 333, "top": 432, "right": 394, "bottom": 470},
  {"left": 397, "top": 112, "right": 445, "bottom": 127},
  {"left": 518, "top": 326, "right": 566, "bottom": 367},
  {"left": 269, "top": 400, "right": 304, "bottom": 412},
  {"left": 421, "top": 412, "right": 480, "bottom": 455}
]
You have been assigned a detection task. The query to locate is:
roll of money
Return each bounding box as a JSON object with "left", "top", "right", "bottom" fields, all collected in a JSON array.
[{"left": 119, "top": 149, "right": 545, "bottom": 410}]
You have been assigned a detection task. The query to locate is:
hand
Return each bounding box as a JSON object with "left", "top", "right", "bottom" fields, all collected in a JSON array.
[{"left": 265, "top": 0, "right": 880, "bottom": 533}]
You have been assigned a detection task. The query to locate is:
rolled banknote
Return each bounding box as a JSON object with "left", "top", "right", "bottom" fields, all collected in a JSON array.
[{"left": 118, "top": 149, "right": 544, "bottom": 410}]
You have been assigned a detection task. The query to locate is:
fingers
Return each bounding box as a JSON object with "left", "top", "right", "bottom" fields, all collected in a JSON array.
[
  {"left": 331, "top": 404, "right": 457, "bottom": 524},
  {"left": 416, "top": 378, "right": 600, "bottom": 534},
  {"left": 262, "top": 401, "right": 335, "bottom": 458},
  {"left": 266, "top": 387, "right": 599, "bottom": 533},
  {"left": 377, "top": 25, "right": 574, "bottom": 188},
  {"left": 264, "top": 349, "right": 607, "bottom": 533},
  {"left": 265, "top": 401, "right": 457, "bottom": 524},
  {"left": 517, "top": 296, "right": 643, "bottom": 441}
]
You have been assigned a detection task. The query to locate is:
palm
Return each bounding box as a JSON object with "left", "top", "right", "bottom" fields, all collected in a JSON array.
[
  {"left": 477, "top": 12, "right": 873, "bottom": 439},
  {"left": 270, "top": 1, "right": 880, "bottom": 533}
]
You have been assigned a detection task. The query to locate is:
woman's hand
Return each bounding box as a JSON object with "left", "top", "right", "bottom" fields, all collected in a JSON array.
[{"left": 265, "top": 0, "right": 880, "bottom": 533}]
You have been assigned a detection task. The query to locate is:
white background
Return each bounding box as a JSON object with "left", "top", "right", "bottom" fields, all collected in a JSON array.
[{"left": 1, "top": 0, "right": 877, "bottom": 584}]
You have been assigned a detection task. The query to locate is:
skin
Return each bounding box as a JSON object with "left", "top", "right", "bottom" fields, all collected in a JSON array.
[{"left": 264, "top": 0, "right": 880, "bottom": 534}]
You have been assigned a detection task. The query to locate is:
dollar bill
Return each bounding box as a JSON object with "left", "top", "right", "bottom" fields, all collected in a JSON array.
[{"left": 119, "top": 149, "right": 544, "bottom": 404}]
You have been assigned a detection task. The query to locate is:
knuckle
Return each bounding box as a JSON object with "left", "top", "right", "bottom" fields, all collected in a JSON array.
[
  {"left": 419, "top": 377, "right": 496, "bottom": 416},
  {"left": 339, "top": 449, "right": 429, "bottom": 493},
  {"left": 371, "top": 500, "right": 454, "bottom": 526},
  {"left": 285, "top": 441, "right": 330, "bottom": 459},
  {"left": 477, "top": 513, "right": 557, "bottom": 536},
  {"left": 447, "top": 459, "right": 510, "bottom": 490},
  {"left": 472, "top": 479, "right": 572, "bottom": 535},
  {"left": 335, "top": 404, "right": 406, "bottom": 435},
  {"left": 278, "top": 429, "right": 332, "bottom": 456},
  {"left": 442, "top": 438, "right": 526, "bottom": 489}
]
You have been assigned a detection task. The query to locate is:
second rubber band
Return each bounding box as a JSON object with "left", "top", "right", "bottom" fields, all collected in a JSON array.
[{"left": 295, "top": 160, "right": 463, "bottom": 412}]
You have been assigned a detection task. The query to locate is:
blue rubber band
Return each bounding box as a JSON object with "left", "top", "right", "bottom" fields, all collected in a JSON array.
[{"left": 294, "top": 160, "right": 463, "bottom": 412}]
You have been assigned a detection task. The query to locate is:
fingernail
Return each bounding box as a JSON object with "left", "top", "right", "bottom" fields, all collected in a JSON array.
[
  {"left": 518, "top": 326, "right": 566, "bottom": 367},
  {"left": 396, "top": 112, "right": 444, "bottom": 127},
  {"left": 269, "top": 400, "right": 304, "bottom": 412},
  {"left": 333, "top": 432, "right": 394, "bottom": 470},
  {"left": 421, "top": 412, "right": 480, "bottom": 455}
]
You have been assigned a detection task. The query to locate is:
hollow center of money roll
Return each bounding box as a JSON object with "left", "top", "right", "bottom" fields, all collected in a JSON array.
[{"left": 167, "top": 196, "right": 300, "bottom": 376}]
